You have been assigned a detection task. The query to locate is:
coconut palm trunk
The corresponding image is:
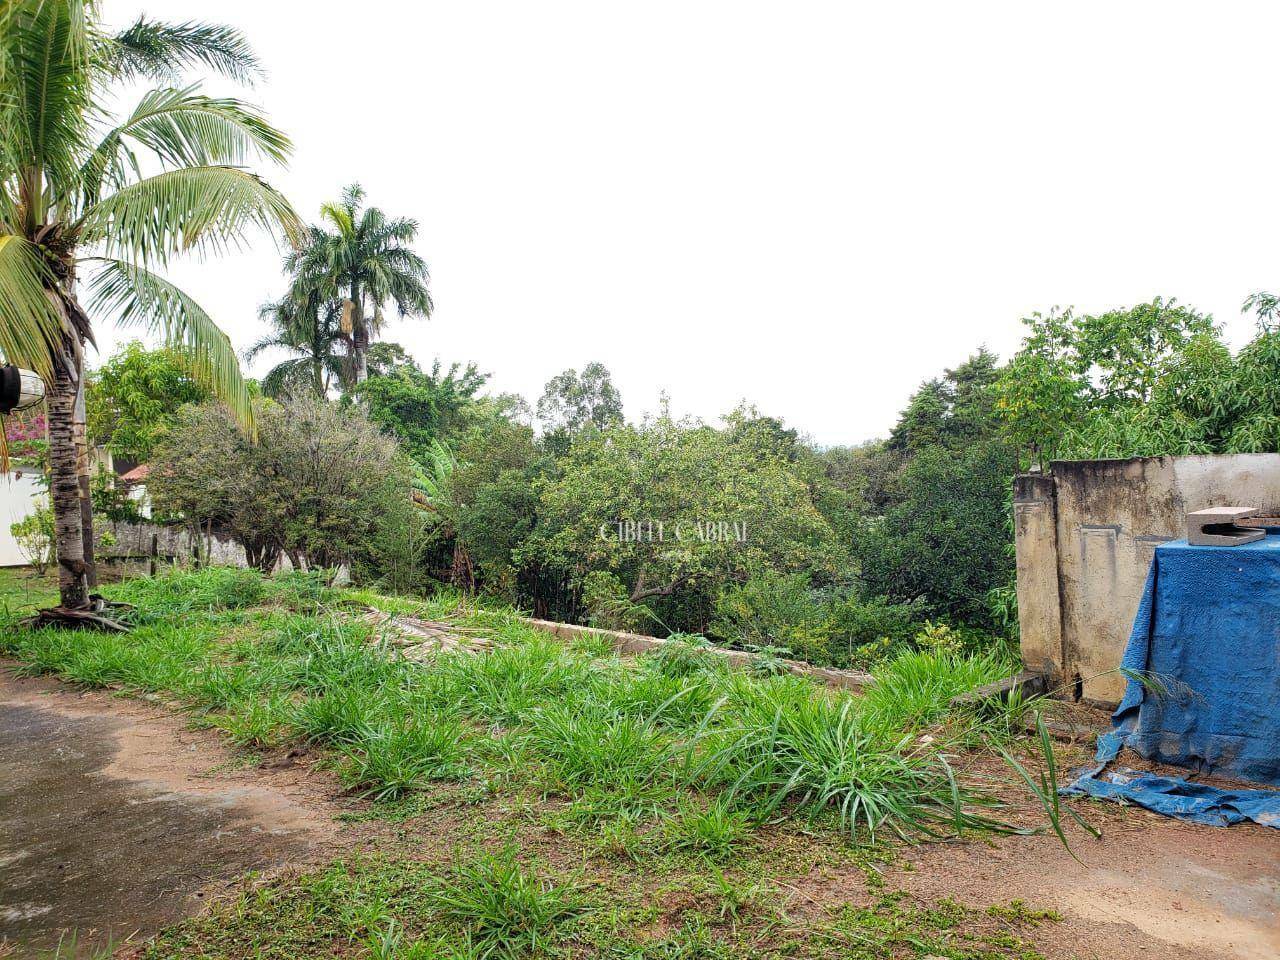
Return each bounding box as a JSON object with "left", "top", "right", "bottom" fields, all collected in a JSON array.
[
  {"left": 46, "top": 349, "right": 91, "bottom": 610},
  {"left": 75, "top": 370, "right": 98, "bottom": 588}
]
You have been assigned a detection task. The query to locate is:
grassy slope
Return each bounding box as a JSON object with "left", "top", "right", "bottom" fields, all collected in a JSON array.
[{"left": 0, "top": 568, "right": 1060, "bottom": 960}]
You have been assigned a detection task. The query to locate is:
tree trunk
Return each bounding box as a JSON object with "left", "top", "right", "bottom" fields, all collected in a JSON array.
[
  {"left": 352, "top": 328, "right": 368, "bottom": 384},
  {"left": 47, "top": 362, "right": 90, "bottom": 610},
  {"left": 350, "top": 287, "right": 368, "bottom": 384},
  {"left": 73, "top": 374, "right": 97, "bottom": 587}
]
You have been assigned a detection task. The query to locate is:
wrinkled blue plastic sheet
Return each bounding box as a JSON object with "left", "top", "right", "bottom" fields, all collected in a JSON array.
[{"left": 1063, "top": 536, "right": 1280, "bottom": 829}]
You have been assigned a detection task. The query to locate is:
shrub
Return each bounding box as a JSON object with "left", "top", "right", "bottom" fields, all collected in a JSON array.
[
  {"left": 711, "top": 573, "right": 926, "bottom": 668},
  {"left": 149, "top": 395, "right": 417, "bottom": 576},
  {"left": 10, "top": 504, "right": 54, "bottom": 575}
]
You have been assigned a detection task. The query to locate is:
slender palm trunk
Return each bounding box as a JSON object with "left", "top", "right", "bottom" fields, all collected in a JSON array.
[
  {"left": 47, "top": 360, "right": 90, "bottom": 610},
  {"left": 350, "top": 285, "right": 368, "bottom": 384},
  {"left": 74, "top": 372, "right": 97, "bottom": 588}
]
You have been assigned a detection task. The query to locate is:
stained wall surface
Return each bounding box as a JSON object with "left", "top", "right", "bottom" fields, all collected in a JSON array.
[{"left": 1014, "top": 454, "right": 1280, "bottom": 706}]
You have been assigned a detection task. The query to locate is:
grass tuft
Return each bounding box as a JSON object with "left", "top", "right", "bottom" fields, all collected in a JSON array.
[{"left": 428, "top": 848, "right": 581, "bottom": 959}]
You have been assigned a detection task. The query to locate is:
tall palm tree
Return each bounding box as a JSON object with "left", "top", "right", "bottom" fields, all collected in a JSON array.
[
  {"left": 286, "top": 185, "right": 432, "bottom": 385},
  {"left": 248, "top": 292, "right": 348, "bottom": 397},
  {"left": 0, "top": 1, "right": 302, "bottom": 621}
]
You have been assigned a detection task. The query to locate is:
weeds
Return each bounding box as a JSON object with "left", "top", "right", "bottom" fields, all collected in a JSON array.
[
  {"left": 662, "top": 795, "right": 753, "bottom": 860},
  {"left": 340, "top": 714, "right": 470, "bottom": 801},
  {"left": 2, "top": 565, "right": 1075, "bottom": 849},
  {"left": 428, "top": 848, "right": 581, "bottom": 958}
]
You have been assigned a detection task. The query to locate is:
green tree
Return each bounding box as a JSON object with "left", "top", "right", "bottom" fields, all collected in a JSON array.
[
  {"left": 353, "top": 357, "right": 488, "bottom": 465},
  {"left": 283, "top": 184, "right": 432, "bottom": 385},
  {"left": 536, "top": 362, "right": 623, "bottom": 454},
  {"left": 530, "top": 413, "right": 843, "bottom": 612},
  {"left": 996, "top": 300, "right": 1223, "bottom": 465},
  {"left": 890, "top": 349, "right": 1002, "bottom": 454},
  {"left": 855, "top": 439, "right": 1017, "bottom": 625},
  {"left": 249, "top": 290, "right": 347, "bottom": 397},
  {"left": 447, "top": 420, "right": 544, "bottom": 592},
  {"left": 0, "top": 2, "right": 300, "bottom": 614},
  {"left": 86, "top": 342, "right": 210, "bottom": 462},
  {"left": 150, "top": 395, "right": 415, "bottom": 572}
]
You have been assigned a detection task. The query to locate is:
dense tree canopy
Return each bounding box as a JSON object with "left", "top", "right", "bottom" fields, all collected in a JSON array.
[{"left": 87, "top": 342, "right": 211, "bottom": 463}]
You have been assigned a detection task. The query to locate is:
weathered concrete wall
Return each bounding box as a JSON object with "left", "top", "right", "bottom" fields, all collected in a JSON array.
[
  {"left": 1014, "top": 453, "right": 1280, "bottom": 706},
  {"left": 101, "top": 521, "right": 249, "bottom": 568}
]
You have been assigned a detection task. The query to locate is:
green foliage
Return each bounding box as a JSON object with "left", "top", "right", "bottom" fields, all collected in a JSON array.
[
  {"left": 86, "top": 342, "right": 212, "bottom": 462},
  {"left": 446, "top": 420, "right": 544, "bottom": 590},
  {"left": 889, "top": 349, "right": 1002, "bottom": 454},
  {"left": 427, "top": 849, "right": 582, "bottom": 959},
  {"left": 995, "top": 298, "right": 1280, "bottom": 463},
  {"left": 339, "top": 713, "right": 470, "bottom": 801},
  {"left": 710, "top": 572, "right": 924, "bottom": 668},
  {"left": 536, "top": 362, "right": 624, "bottom": 454},
  {"left": 354, "top": 358, "right": 489, "bottom": 466},
  {"left": 148, "top": 395, "right": 416, "bottom": 573},
  {"left": 9, "top": 503, "right": 54, "bottom": 574},
  {"left": 90, "top": 464, "right": 147, "bottom": 524},
  {"left": 662, "top": 795, "right": 753, "bottom": 860},
  {"left": 855, "top": 439, "right": 1017, "bottom": 626},
  {"left": 279, "top": 183, "right": 432, "bottom": 385},
  {"left": 0, "top": 566, "right": 1074, "bottom": 852},
  {"left": 530, "top": 411, "right": 845, "bottom": 620}
]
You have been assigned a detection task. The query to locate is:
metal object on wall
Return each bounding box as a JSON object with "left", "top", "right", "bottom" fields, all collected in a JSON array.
[
  {"left": 0, "top": 365, "right": 44, "bottom": 414},
  {"left": 1186, "top": 506, "right": 1265, "bottom": 547}
]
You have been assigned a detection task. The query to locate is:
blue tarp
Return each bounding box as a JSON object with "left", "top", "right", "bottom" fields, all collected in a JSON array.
[{"left": 1063, "top": 535, "right": 1280, "bottom": 828}]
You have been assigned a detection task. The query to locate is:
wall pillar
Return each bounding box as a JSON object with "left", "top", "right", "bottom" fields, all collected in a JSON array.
[{"left": 1013, "top": 473, "right": 1065, "bottom": 684}]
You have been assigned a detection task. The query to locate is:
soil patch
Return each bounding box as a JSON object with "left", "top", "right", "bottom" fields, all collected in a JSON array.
[{"left": 0, "top": 670, "right": 347, "bottom": 957}]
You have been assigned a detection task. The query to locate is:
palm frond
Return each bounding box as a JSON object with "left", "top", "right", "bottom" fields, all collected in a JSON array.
[
  {"left": 0, "top": 0, "right": 95, "bottom": 217},
  {"left": 259, "top": 356, "right": 315, "bottom": 398},
  {"left": 78, "top": 165, "right": 304, "bottom": 263},
  {"left": 84, "top": 256, "right": 252, "bottom": 433},
  {"left": 0, "top": 234, "right": 63, "bottom": 378},
  {"left": 105, "top": 17, "right": 261, "bottom": 84},
  {"left": 81, "top": 85, "right": 291, "bottom": 203}
]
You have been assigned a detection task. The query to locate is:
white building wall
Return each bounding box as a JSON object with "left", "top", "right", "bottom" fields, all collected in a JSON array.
[{"left": 0, "top": 470, "right": 46, "bottom": 567}]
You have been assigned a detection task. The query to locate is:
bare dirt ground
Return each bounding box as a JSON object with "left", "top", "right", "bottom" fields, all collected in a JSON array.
[
  {"left": 1, "top": 667, "right": 1277, "bottom": 960},
  {"left": 891, "top": 809, "right": 1280, "bottom": 960},
  {"left": 0, "top": 671, "right": 359, "bottom": 957}
]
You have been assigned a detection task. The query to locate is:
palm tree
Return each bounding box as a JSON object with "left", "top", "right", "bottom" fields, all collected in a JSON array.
[
  {"left": 285, "top": 185, "right": 432, "bottom": 385},
  {"left": 248, "top": 293, "right": 349, "bottom": 397},
  {"left": 0, "top": 2, "right": 302, "bottom": 621}
]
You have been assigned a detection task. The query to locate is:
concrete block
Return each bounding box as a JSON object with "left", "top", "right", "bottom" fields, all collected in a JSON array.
[{"left": 1186, "top": 506, "right": 1265, "bottom": 546}]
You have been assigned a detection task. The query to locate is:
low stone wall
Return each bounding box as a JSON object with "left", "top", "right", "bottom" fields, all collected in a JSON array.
[
  {"left": 100, "top": 521, "right": 250, "bottom": 568},
  {"left": 1014, "top": 453, "right": 1280, "bottom": 706},
  {"left": 523, "top": 617, "right": 874, "bottom": 691}
]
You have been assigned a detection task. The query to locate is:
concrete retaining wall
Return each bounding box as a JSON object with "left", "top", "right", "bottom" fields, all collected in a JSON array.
[
  {"left": 1014, "top": 453, "right": 1280, "bottom": 706},
  {"left": 524, "top": 618, "right": 874, "bottom": 691}
]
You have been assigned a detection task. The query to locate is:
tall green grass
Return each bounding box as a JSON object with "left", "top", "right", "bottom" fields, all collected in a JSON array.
[{"left": 0, "top": 566, "right": 1044, "bottom": 845}]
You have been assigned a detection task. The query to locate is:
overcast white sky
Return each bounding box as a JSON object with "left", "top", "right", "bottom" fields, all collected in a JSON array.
[{"left": 102, "top": 1, "right": 1280, "bottom": 446}]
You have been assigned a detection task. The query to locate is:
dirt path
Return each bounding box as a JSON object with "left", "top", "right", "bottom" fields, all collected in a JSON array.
[
  {"left": 886, "top": 790, "right": 1280, "bottom": 960},
  {"left": 0, "top": 671, "right": 345, "bottom": 958}
]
